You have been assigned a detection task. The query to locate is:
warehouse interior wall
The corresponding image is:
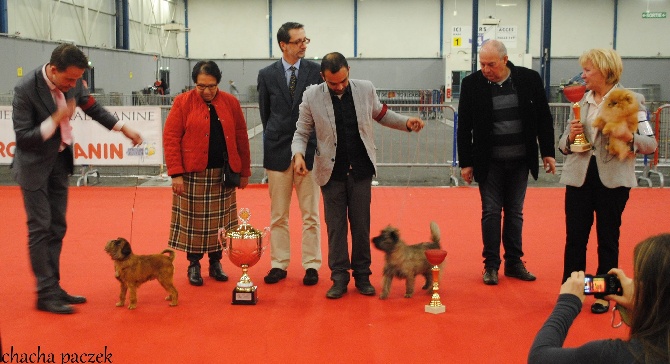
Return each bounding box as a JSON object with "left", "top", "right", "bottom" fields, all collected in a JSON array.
[{"left": 1, "top": 0, "right": 669, "bottom": 100}]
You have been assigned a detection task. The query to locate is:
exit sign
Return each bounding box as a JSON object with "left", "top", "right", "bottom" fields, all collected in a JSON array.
[{"left": 642, "top": 12, "right": 667, "bottom": 18}]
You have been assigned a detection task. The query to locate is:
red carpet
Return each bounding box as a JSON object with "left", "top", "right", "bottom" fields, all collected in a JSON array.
[{"left": 0, "top": 185, "right": 668, "bottom": 363}]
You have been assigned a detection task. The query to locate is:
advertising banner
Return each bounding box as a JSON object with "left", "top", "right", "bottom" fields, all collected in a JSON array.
[{"left": 0, "top": 106, "right": 163, "bottom": 166}]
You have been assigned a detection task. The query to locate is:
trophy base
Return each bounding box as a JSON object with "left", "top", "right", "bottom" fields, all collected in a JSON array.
[
  {"left": 425, "top": 304, "right": 446, "bottom": 314},
  {"left": 570, "top": 143, "right": 592, "bottom": 153},
  {"left": 232, "top": 286, "right": 258, "bottom": 305}
]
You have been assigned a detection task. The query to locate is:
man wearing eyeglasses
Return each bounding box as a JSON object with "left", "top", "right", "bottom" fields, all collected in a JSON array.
[{"left": 257, "top": 22, "right": 323, "bottom": 287}]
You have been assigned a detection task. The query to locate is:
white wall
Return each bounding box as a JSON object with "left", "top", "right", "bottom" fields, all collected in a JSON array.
[
  {"left": 187, "top": 0, "right": 268, "bottom": 59},
  {"left": 6, "top": 0, "right": 186, "bottom": 57},
  {"left": 5, "top": 0, "right": 670, "bottom": 59},
  {"left": 3, "top": 0, "right": 670, "bottom": 99}
]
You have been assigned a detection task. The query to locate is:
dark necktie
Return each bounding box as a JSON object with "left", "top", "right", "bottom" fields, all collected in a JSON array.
[{"left": 288, "top": 66, "right": 297, "bottom": 98}]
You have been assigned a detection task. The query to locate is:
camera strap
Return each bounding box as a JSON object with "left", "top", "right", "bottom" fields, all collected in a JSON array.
[{"left": 611, "top": 304, "right": 631, "bottom": 328}]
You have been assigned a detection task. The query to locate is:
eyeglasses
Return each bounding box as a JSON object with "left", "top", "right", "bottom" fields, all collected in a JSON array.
[
  {"left": 286, "top": 37, "right": 310, "bottom": 45},
  {"left": 195, "top": 84, "right": 218, "bottom": 91}
]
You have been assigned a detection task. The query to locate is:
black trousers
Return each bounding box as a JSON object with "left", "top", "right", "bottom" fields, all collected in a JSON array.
[
  {"left": 21, "top": 151, "right": 70, "bottom": 300},
  {"left": 320, "top": 175, "right": 372, "bottom": 283},
  {"left": 562, "top": 157, "right": 630, "bottom": 282}
]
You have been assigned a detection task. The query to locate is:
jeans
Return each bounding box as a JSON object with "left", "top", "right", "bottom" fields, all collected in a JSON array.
[{"left": 478, "top": 160, "right": 529, "bottom": 270}]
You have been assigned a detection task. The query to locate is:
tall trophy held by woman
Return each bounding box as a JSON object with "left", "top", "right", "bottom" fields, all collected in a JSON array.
[{"left": 563, "top": 84, "right": 592, "bottom": 152}]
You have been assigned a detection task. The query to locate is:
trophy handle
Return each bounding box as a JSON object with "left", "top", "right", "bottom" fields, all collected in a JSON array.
[{"left": 218, "top": 227, "right": 227, "bottom": 250}]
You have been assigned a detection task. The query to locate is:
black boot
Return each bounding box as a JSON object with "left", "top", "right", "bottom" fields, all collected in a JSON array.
[
  {"left": 208, "top": 251, "right": 228, "bottom": 282},
  {"left": 187, "top": 253, "right": 204, "bottom": 286},
  {"left": 208, "top": 261, "right": 228, "bottom": 281}
]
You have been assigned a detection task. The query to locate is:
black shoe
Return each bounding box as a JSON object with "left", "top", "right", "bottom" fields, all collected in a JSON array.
[
  {"left": 303, "top": 268, "right": 319, "bottom": 286},
  {"left": 188, "top": 265, "right": 203, "bottom": 286},
  {"left": 591, "top": 302, "right": 610, "bottom": 314},
  {"left": 355, "top": 280, "right": 376, "bottom": 296},
  {"left": 60, "top": 292, "right": 87, "bottom": 304},
  {"left": 209, "top": 261, "right": 229, "bottom": 282},
  {"left": 326, "top": 281, "right": 348, "bottom": 299},
  {"left": 37, "top": 299, "right": 74, "bottom": 314},
  {"left": 504, "top": 262, "right": 536, "bottom": 281},
  {"left": 264, "top": 268, "right": 287, "bottom": 284},
  {"left": 483, "top": 268, "right": 499, "bottom": 285}
]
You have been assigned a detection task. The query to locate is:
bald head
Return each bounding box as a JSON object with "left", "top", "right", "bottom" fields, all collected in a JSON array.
[
  {"left": 480, "top": 40, "right": 507, "bottom": 59},
  {"left": 479, "top": 40, "right": 509, "bottom": 83}
]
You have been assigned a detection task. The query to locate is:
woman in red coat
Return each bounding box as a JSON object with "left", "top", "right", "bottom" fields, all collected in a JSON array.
[{"left": 163, "top": 61, "right": 251, "bottom": 286}]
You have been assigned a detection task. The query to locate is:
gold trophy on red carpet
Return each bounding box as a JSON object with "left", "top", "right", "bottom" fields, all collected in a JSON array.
[
  {"left": 563, "top": 84, "right": 592, "bottom": 152},
  {"left": 424, "top": 249, "right": 448, "bottom": 314},
  {"left": 218, "top": 208, "right": 269, "bottom": 305}
]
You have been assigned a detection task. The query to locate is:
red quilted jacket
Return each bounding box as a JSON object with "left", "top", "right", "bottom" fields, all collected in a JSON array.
[{"left": 163, "top": 89, "right": 251, "bottom": 177}]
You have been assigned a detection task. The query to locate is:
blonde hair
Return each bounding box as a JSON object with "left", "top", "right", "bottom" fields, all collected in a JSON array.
[{"left": 579, "top": 48, "right": 623, "bottom": 85}]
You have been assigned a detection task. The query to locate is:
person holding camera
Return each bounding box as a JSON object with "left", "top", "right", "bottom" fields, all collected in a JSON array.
[{"left": 528, "top": 233, "right": 670, "bottom": 363}]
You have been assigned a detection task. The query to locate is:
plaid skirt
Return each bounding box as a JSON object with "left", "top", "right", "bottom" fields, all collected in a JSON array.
[{"left": 168, "top": 168, "right": 238, "bottom": 253}]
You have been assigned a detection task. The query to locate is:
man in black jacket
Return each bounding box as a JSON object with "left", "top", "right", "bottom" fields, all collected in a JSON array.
[{"left": 457, "top": 40, "right": 556, "bottom": 285}]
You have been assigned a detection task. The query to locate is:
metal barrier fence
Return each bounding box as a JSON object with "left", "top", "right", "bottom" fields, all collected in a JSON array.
[
  {"left": 548, "top": 103, "right": 572, "bottom": 167},
  {"left": 652, "top": 104, "right": 670, "bottom": 167},
  {"left": 3, "top": 92, "right": 667, "bottom": 187},
  {"left": 643, "top": 104, "right": 670, "bottom": 187},
  {"left": 376, "top": 89, "right": 445, "bottom": 119},
  {"left": 236, "top": 103, "right": 459, "bottom": 185},
  {"left": 0, "top": 92, "right": 176, "bottom": 107},
  {"left": 376, "top": 104, "right": 458, "bottom": 185}
]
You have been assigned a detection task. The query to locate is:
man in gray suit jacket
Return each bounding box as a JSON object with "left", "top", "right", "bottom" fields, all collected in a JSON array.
[
  {"left": 12, "top": 44, "right": 143, "bottom": 314},
  {"left": 292, "top": 52, "right": 425, "bottom": 299},
  {"left": 257, "top": 22, "right": 323, "bottom": 287}
]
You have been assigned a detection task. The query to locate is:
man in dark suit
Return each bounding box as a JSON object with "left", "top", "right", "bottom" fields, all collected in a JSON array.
[
  {"left": 457, "top": 40, "right": 556, "bottom": 286},
  {"left": 257, "top": 22, "right": 322, "bottom": 286},
  {"left": 11, "top": 44, "right": 143, "bottom": 314}
]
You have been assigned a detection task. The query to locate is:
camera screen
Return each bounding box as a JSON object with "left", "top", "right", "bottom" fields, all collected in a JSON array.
[{"left": 584, "top": 276, "right": 607, "bottom": 294}]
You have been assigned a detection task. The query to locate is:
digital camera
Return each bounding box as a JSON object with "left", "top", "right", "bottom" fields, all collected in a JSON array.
[{"left": 584, "top": 274, "right": 622, "bottom": 296}]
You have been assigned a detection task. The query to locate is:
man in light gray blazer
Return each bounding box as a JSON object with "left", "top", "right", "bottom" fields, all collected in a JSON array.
[
  {"left": 12, "top": 44, "right": 142, "bottom": 314},
  {"left": 257, "top": 22, "right": 323, "bottom": 286},
  {"left": 292, "top": 52, "right": 425, "bottom": 299}
]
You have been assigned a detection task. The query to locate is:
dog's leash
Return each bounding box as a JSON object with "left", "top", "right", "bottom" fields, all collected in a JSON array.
[
  {"left": 128, "top": 163, "right": 141, "bottom": 243},
  {"left": 405, "top": 129, "right": 422, "bottom": 187},
  {"left": 396, "top": 121, "right": 423, "bottom": 224}
]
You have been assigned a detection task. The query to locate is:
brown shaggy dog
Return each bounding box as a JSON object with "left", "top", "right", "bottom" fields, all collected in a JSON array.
[
  {"left": 104, "top": 237, "right": 178, "bottom": 309},
  {"left": 592, "top": 88, "right": 639, "bottom": 160},
  {"left": 372, "top": 222, "right": 441, "bottom": 299}
]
